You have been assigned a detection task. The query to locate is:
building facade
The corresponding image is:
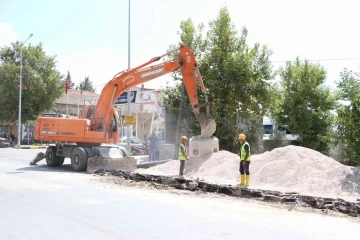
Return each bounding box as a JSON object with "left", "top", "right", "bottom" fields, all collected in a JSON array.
[
  {"left": 54, "top": 89, "right": 100, "bottom": 116},
  {"left": 115, "top": 84, "right": 165, "bottom": 142}
]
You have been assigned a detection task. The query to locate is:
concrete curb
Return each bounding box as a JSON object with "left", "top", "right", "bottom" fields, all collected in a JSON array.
[
  {"left": 137, "top": 159, "right": 172, "bottom": 169},
  {"left": 14, "top": 145, "right": 49, "bottom": 149}
]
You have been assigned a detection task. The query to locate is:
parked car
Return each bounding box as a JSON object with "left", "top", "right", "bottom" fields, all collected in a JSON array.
[
  {"left": 118, "top": 137, "right": 149, "bottom": 156},
  {"left": 0, "top": 137, "right": 10, "bottom": 148}
]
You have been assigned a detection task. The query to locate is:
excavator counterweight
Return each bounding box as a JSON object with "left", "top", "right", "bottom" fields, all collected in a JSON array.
[{"left": 33, "top": 44, "right": 216, "bottom": 172}]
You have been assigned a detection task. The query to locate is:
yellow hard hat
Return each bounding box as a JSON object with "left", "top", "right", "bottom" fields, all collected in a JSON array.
[
  {"left": 238, "top": 134, "right": 246, "bottom": 140},
  {"left": 181, "top": 136, "right": 188, "bottom": 140}
]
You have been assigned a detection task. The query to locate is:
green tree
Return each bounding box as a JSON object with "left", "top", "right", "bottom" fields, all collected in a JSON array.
[
  {"left": 165, "top": 17, "right": 207, "bottom": 64},
  {"left": 236, "top": 116, "right": 264, "bottom": 154},
  {"left": 76, "top": 76, "right": 96, "bottom": 92},
  {"left": 163, "top": 7, "right": 274, "bottom": 149},
  {"left": 275, "top": 58, "right": 336, "bottom": 154},
  {"left": 267, "top": 82, "right": 284, "bottom": 119},
  {"left": 201, "top": 7, "right": 273, "bottom": 117},
  {"left": 0, "top": 42, "right": 64, "bottom": 122},
  {"left": 336, "top": 68, "right": 360, "bottom": 165},
  {"left": 66, "top": 70, "right": 75, "bottom": 89},
  {"left": 162, "top": 82, "right": 198, "bottom": 136}
]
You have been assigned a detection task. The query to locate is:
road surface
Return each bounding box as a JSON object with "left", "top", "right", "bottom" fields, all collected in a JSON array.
[{"left": 0, "top": 148, "right": 359, "bottom": 240}]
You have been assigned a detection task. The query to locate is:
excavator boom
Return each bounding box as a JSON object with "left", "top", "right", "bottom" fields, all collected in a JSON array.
[
  {"left": 96, "top": 46, "right": 206, "bottom": 120},
  {"left": 84, "top": 44, "right": 215, "bottom": 138}
]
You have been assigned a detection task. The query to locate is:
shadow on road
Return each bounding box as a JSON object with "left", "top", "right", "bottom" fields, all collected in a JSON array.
[
  {"left": 16, "top": 164, "right": 87, "bottom": 174},
  {"left": 6, "top": 171, "right": 24, "bottom": 174}
]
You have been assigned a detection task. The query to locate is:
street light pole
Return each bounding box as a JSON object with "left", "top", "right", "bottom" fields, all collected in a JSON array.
[
  {"left": 126, "top": 0, "right": 131, "bottom": 152},
  {"left": 17, "top": 33, "right": 33, "bottom": 147}
]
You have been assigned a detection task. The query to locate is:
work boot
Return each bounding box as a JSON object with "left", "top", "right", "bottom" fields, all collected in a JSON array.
[
  {"left": 244, "top": 175, "right": 250, "bottom": 188},
  {"left": 239, "top": 174, "right": 245, "bottom": 186}
]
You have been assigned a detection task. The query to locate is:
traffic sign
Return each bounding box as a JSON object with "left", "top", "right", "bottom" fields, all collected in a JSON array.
[
  {"left": 123, "top": 116, "right": 135, "bottom": 125},
  {"left": 115, "top": 91, "right": 137, "bottom": 104}
]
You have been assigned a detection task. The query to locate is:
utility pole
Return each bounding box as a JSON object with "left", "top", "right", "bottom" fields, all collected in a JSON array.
[
  {"left": 174, "top": 80, "right": 185, "bottom": 159},
  {"left": 126, "top": 0, "right": 131, "bottom": 152},
  {"left": 17, "top": 33, "right": 33, "bottom": 147},
  {"left": 163, "top": 104, "right": 167, "bottom": 142}
]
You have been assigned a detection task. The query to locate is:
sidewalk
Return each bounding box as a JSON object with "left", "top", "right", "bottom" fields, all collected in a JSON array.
[{"left": 14, "top": 145, "right": 49, "bottom": 149}]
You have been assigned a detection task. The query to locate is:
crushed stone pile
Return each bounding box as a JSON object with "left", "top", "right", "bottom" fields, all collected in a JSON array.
[{"left": 136, "top": 145, "right": 360, "bottom": 200}]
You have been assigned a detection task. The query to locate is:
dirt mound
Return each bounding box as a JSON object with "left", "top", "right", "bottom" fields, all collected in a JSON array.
[
  {"left": 136, "top": 145, "right": 360, "bottom": 200},
  {"left": 250, "top": 146, "right": 359, "bottom": 198}
]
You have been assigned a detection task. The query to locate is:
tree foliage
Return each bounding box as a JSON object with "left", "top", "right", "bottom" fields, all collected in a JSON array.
[
  {"left": 76, "top": 76, "right": 96, "bottom": 92},
  {"left": 201, "top": 7, "right": 273, "bottom": 119},
  {"left": 275, "top": 58, "right": 336, "bottom": 154},
  {"left": 0, "top": 42, "right": 64, "bottom": 122},
  {"left": 162, "top": 82, "right": 199, "bottom": 137},
  {"left": 235, "top": 116, "right": 264, "bottom": 154},
  {"left": 336, "top": 69, "right": 360, "bottom": 165},
  {"left": 162, "top": 7, "right": 274, "bottom": 148},
  {"left": 66, "top": 70, "right": 76, "bottom": 89}
]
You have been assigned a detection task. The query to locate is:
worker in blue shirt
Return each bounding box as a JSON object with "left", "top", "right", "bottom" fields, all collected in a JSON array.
[{"left": 147, "top": 131, "right": 159, "bottom": 162}]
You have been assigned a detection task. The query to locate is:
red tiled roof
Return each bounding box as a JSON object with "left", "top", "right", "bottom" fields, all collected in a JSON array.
[
  {"left": 67, "top": 89, "right": 99, "bottom": 96},
  {"left": 56, "top": 89, "right": 99, "bottom": 104}
]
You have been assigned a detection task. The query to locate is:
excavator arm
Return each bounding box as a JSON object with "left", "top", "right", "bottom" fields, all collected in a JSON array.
[{"left": 87, "top": 44, "right": 216, "bottom": 137}]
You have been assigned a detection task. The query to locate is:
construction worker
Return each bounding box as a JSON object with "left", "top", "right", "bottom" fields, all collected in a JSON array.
[
  {"left": 178, "top": 136, "right": 189, "bottom": 177},
  {"left": 147, "top": 131, "right": 159, "bottom": 162},
  {"left": 238, "top": 133, "right": 251, "bottom": 187}
]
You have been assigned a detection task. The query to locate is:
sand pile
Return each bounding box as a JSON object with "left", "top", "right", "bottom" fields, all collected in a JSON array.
[{"left": 136, "top": 145, "right": 360, "bottom": 199}]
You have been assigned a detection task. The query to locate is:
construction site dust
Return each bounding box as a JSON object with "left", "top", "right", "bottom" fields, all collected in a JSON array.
[{"left": 136, "top": 145, "right": 360, "bottom": 201}]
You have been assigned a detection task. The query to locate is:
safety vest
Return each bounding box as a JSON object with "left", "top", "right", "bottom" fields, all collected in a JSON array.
[
  {"left": 178, "top": 144, "right": 187, "bottom": 160},
  {"left": 240, "top": 142, "right": 251, "bottom": 161}
]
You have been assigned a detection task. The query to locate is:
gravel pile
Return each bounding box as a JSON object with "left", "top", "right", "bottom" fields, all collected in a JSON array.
[{"left": 136, "top": 145, "right": 360, "bottom": 199}]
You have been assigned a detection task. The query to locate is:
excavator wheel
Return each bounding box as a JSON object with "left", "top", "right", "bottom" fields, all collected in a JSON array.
[
  {"left": 70, "top": 147, "right": 88, "bottom": 172},
  {"left": 45, "top": 146, "right": 59, "bottom": 167},
  {"left": 56, "top": 156, "right": 65, "bottom": 167},
  {"left": 84, "top": 148, "right": 94, "bottom": 159}
]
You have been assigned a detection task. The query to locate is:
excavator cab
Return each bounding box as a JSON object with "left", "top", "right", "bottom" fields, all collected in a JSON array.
[
  {"left": 81, "top": 105, "right": 120, "bottom": 142},
  {"left": 108, "top": 109, "right": 120, "bottom": 143}
]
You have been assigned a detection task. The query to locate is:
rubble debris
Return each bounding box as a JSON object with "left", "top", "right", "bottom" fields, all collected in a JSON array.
[{"left": 99, "top": 170, "right": 360, "bottom": 217}]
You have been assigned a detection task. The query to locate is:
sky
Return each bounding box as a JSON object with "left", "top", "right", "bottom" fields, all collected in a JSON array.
[{"left": 1, "top": 0, "right": 360, "bottom": 94}]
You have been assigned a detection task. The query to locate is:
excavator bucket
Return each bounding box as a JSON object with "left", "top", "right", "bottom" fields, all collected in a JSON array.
[
  {"left": 87, "top": 146, "right": 137, "bottom": 174},
  {"left": 199, "top": 113, "right": 217, "bottom": 138},
  {"left": 30, "top": 152, "right": 45, "bottom": 165}
]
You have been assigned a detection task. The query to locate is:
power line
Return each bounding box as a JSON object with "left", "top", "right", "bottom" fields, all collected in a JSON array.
[
  {"left": 271, "top": 57, "right": 360, "bottom": 63},
  {"left": 91, "top": 57, "right": 360, "bottom": 88}
]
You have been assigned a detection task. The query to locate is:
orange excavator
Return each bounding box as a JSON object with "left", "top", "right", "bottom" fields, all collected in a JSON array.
[{"left": 33, "top": 44, "right": 216, "bottom": 173}]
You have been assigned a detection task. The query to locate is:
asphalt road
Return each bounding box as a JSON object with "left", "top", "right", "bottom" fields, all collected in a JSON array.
[{"left": 0, "top": 148, "right": 359, "bottom": 240}]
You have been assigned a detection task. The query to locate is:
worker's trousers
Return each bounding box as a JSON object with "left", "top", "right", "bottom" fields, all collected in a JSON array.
[
  {"left": 179, "top": 160, "right": 186, "bottom": 176},
  {"left": 239, "top": 161, "right": 250, "bottom": 175},
  {"left": 149, "top": 147, "right": 156, "bottom": 162}
]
